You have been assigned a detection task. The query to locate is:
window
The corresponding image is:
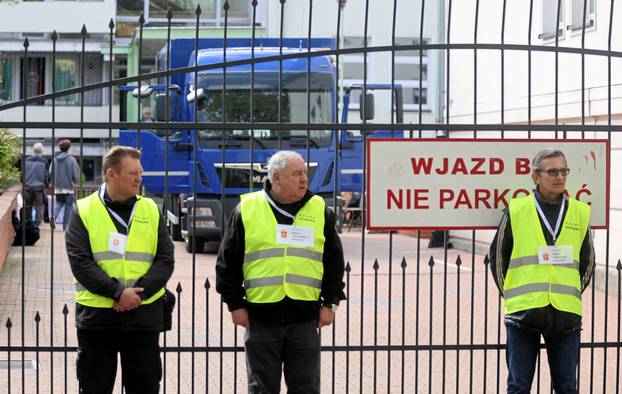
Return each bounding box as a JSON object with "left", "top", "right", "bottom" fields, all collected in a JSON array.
[
  {"left": 150, "top": 0, "right": 216, "bottom": 19},
  {"left": 569, "top": 0, "right": 595, "bottom": 30},
  {"left": 21, "top": 57, "right": 46, "bottom": 104},
  {"left": 118, "top": 0, "right": 250, "bottom": 22},
  {"left": 55, "top": 56, "right": 78, "bottom": 105},
  {"left": 53, "top": 54, "right": 102, "bottom": 106},
  {"left": 117, "top": 0, "right": 145, "bottom": 17},
  {"left": 394, "top": 37, "right": 429, "bottom": 111},
  {"left": 540, "top": 0, "right": 565, "bottom": 39},
  {"left": 0, "top": 56, "right": 13, "bottom": 102}
]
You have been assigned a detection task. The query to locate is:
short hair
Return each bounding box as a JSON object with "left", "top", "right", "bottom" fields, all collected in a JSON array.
[
  {"left": 266, "top": 150, "right": 304, "bottom": 182},
  {"left": 58, "top": 139, "right": 71, "bottom": 152},
  {"left": 103, "top": 146, "right": 141, "bottom": 180},
  {"left": 33, "top": 142, "right": 43, "bottom": 154},
  {"left": 532, "top": 149, "right": 566, "bottom": 171}
]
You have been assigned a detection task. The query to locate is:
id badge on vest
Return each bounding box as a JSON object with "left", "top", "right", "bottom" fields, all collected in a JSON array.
[
  {"left": 276, "top": 224, "right": 314, "bottom": 248},
  {"left": 538, "top": 245, "right": 573, "bottom": 265},
  {"left": 109, "top": 232, "right": 127, "bottom": 256}
]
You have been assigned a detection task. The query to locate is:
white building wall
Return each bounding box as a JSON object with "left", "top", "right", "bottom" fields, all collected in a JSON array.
[
  {"left": 0, "top": 0, "right": 116, "bottom": 34},
  {"left": 447, "top": 0, "right": 621, "bottom": 272},
  {"left": 265, "top": 0, "right": 441, "bottom": 127}
]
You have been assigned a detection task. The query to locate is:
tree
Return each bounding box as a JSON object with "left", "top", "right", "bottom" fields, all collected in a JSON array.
[{"left": 0, "top": 129, "right": 20, "bottom": 190}]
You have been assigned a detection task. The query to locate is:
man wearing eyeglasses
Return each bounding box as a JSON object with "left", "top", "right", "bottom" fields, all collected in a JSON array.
[{"left": 490, "top": 148, "right": 595, "bottom": 394}]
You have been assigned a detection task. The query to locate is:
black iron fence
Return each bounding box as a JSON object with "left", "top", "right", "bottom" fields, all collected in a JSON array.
[{"left": 0, "top": 0, "right": 621, "bottom": 392}]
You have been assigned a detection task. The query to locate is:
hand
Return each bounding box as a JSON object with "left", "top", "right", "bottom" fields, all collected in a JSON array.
[
  {"left": 317, "top": 306, "right": 334, "bottom": 328},
  {"left": 231, "top": 308, "right": 250, "bottom": 328},
  {"left": 113, "top": 287, "right": 143, "bottom": 312}
]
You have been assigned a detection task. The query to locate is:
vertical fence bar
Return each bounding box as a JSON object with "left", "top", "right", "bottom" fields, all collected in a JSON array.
[
  {"left": 219, "top": 4, "right": 229, "bottom": 390},
  {"left": 79, "top": 26, "right": 86, "bottom": 194},
  {"left": 20, "top": 37, "right": 28, "bottom": 394},
  {"left": 415, "top": 233, "right": 421, "bottom": 393},
  {"left": 35, "top": 312, "right": 40, "bottom": 394},
  {"left": 345, "top": 262, "right": 351, "bottom": 394},
  {"left": 191, "top": 7, "right": 201, "bottom": 393},
  {"left": 604, "top": 2, "right": 615, "bottom": 390},
  {"left": 332, "top": 4, "right": 342, "bottom": 389},
  {"left": 7, "top": 319, "right": 12, "bottom": 394},
  {"left": 176, "top": 283, "right": 182, "bottom": 394},
  {"left": 205, "top": 279, "right": 210, "bottom": 394},
  {"left": 443, "top": 2, "right": 453, "bottom": 384},
  {"left": 305, "top": 0, "right": 312, "bottom": 164},
  {"left": 527, "top": 0, "right": 533, "bottom": 138},
  {"left": 278, "top": 0, "right": 285, "bottom": 150},
  {"left": 616, "top": 261, "right": 621, "bottom": 393},
  {"left": 388, "top": 0, "right": 399, "bottom": 389},
  {"left": 455, "top": 255, "right": 462, "bottom": 394},
  {"left": 108, "top": 20, "right": 114, "bottom": 149},
  {"left": 63, "top": 304, "right": 68, "bottom": 394},
  {"left": 50, "top": 30, "right": 57, "bottom": 394},
  {"left": 161, "top": 4, "right": 171, "bottom": 383},
  {"left": 373, "top": 259, "right": 379, "bottom": 392},
  {"left": 498, "top": 1, "right": 508, "bottom": 391},
  {"left": 400, "top": 257, "right": 407, "bottom": 394},
  {"left": 483, "top": 255, "right": 490, "bottom": 392},
  {"left": 136, "top": 15, "right": 144, "bottom": 149},
  {"left": 360, "top": 1, "right": 370, "bottom": 390},
  {"left": 428, "top": 256, "right": 435, "bottom": 393}
]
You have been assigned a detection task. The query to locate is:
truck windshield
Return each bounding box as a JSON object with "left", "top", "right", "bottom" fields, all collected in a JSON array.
[{"left": 196, "top": 71, "right": 334, "bottom": 148}]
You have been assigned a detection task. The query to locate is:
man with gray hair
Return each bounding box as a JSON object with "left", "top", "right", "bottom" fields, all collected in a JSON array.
[
  {"left": 24, "top": 142, "right": 49, "bottom": 226},
  {"left": 489, "top": 148, "right": 595, "bottom": 394},
  {"left": 216, "top": 150, "right": 346, "bottom": 393}
]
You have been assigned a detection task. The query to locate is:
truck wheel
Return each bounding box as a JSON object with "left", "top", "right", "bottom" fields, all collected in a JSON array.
[{"left": 185, "top": 236, "right": 205, "bottom": 253}]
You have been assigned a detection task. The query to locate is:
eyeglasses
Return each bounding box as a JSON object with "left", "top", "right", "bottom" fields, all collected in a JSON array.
[{"left": 537, "top": 167, "right": 570, "bottom": 177}]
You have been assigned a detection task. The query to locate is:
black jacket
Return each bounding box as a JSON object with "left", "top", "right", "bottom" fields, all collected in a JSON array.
[
  {"left": 489, "top": 188, "right": 595, "bottom": 336},
  {"left": 216, "top": 183, "right": 346, "bottom": 324},
  {"left": 65, "top": 189, "right": 175, "bottom": 331}
]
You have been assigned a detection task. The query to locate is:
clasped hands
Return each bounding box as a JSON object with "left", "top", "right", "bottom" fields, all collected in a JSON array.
[{"left": 113, "top": 287, "right": 144, "bottom": 312}]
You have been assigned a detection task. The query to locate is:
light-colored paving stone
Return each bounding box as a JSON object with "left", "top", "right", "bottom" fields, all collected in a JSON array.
[{"left": 0, "top": 225, "right": 619, "bottom": 393}]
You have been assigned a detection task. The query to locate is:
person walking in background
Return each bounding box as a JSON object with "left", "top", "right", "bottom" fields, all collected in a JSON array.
[
  {"left": 50, "top": 139, "right": 79, "bottom": 230},
  {"left": 24, "top": 142, "right": 49, "bottom": 226},
  {"left": 490, "top": 148, "right": 595, "bottom": 394}
]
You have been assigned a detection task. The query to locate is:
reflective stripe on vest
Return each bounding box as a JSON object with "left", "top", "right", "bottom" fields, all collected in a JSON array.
[
  {"left": 240, "top": 191, "right": 325, "bottom": 303},
  {"left": 74, "top": 191, "right": 164, "bottom": 308},
  {"left": 503, "top": 195, "right": 589, "bottom": 316}
]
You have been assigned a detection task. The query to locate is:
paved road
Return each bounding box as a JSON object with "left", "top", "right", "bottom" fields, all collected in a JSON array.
[{"left": 0, "top": 225, "right": 619, "bottom": 393}]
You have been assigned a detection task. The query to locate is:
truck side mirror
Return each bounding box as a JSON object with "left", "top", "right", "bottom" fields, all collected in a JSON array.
[
  {"left": 155, "top": 93, "right": 172, "bottom": 121},
  {"left": 394, "top": 87, "right": 404, "bottom": 123},
  {"left": 186, "top": 88, "right": 207, "bottom": 111},
  {"left": 359, "top": 93, "right": 375, "bottom": 121}
]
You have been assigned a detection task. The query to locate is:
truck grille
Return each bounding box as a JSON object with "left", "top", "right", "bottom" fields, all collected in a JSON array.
[{"left": 214, "top": 163, "right": 317, "bottom": 189}]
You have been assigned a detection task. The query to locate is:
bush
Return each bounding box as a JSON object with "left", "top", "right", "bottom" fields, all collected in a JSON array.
[{"left": 0, "top": 129, "right": 20, "bottom": 190}]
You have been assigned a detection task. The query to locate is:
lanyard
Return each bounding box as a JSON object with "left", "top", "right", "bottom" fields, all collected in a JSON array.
[
  {"left": 533, "top": 194, "right": 565, "bottom": 242},
  {"left": 263, "top": 190, "right": 297, "bottom": 221},
  {"left": 99, "top": 184, "right": 136, "bottom": 233}
]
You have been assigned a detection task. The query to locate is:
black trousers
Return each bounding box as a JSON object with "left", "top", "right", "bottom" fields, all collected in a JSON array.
[
  {"left": 76, "top": 329, "right": 161, "bottom": 394},
  {"left": 244, "top": 319, "right": 320, "bottom": 394}
]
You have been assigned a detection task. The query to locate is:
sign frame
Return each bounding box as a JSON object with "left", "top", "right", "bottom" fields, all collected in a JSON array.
[{"left": 365, "top": 138, "right": 610, "bottom": 231}]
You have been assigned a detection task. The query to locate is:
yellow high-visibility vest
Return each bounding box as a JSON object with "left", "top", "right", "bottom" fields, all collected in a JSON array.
[
  {"left": 240, "top": 191, "right": 325, "bottom": 303},
  {"left": 74, "top": 191, "right": 163, "bottom": 308},
  {"left": 504, "top": 195, "right": 590, "bottom": 316}
]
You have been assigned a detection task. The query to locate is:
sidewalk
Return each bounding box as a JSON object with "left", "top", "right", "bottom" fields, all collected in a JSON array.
[{"left": 0, "top": 225, "right": 619, "bottom": 393}]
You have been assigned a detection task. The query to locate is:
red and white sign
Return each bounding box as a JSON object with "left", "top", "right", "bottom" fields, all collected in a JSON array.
[{"left": 366, "top": 139, "right": 610, "bottom": 230}]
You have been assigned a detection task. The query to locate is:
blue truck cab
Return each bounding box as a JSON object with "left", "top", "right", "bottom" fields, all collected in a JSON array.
[{"left": 119, "top": 38, "right": 403, "bottom": 252}]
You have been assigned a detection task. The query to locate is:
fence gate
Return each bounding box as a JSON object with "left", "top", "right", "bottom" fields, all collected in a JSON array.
[{"left": 1, "top": 0, "right": 621, "bottom": 393}]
